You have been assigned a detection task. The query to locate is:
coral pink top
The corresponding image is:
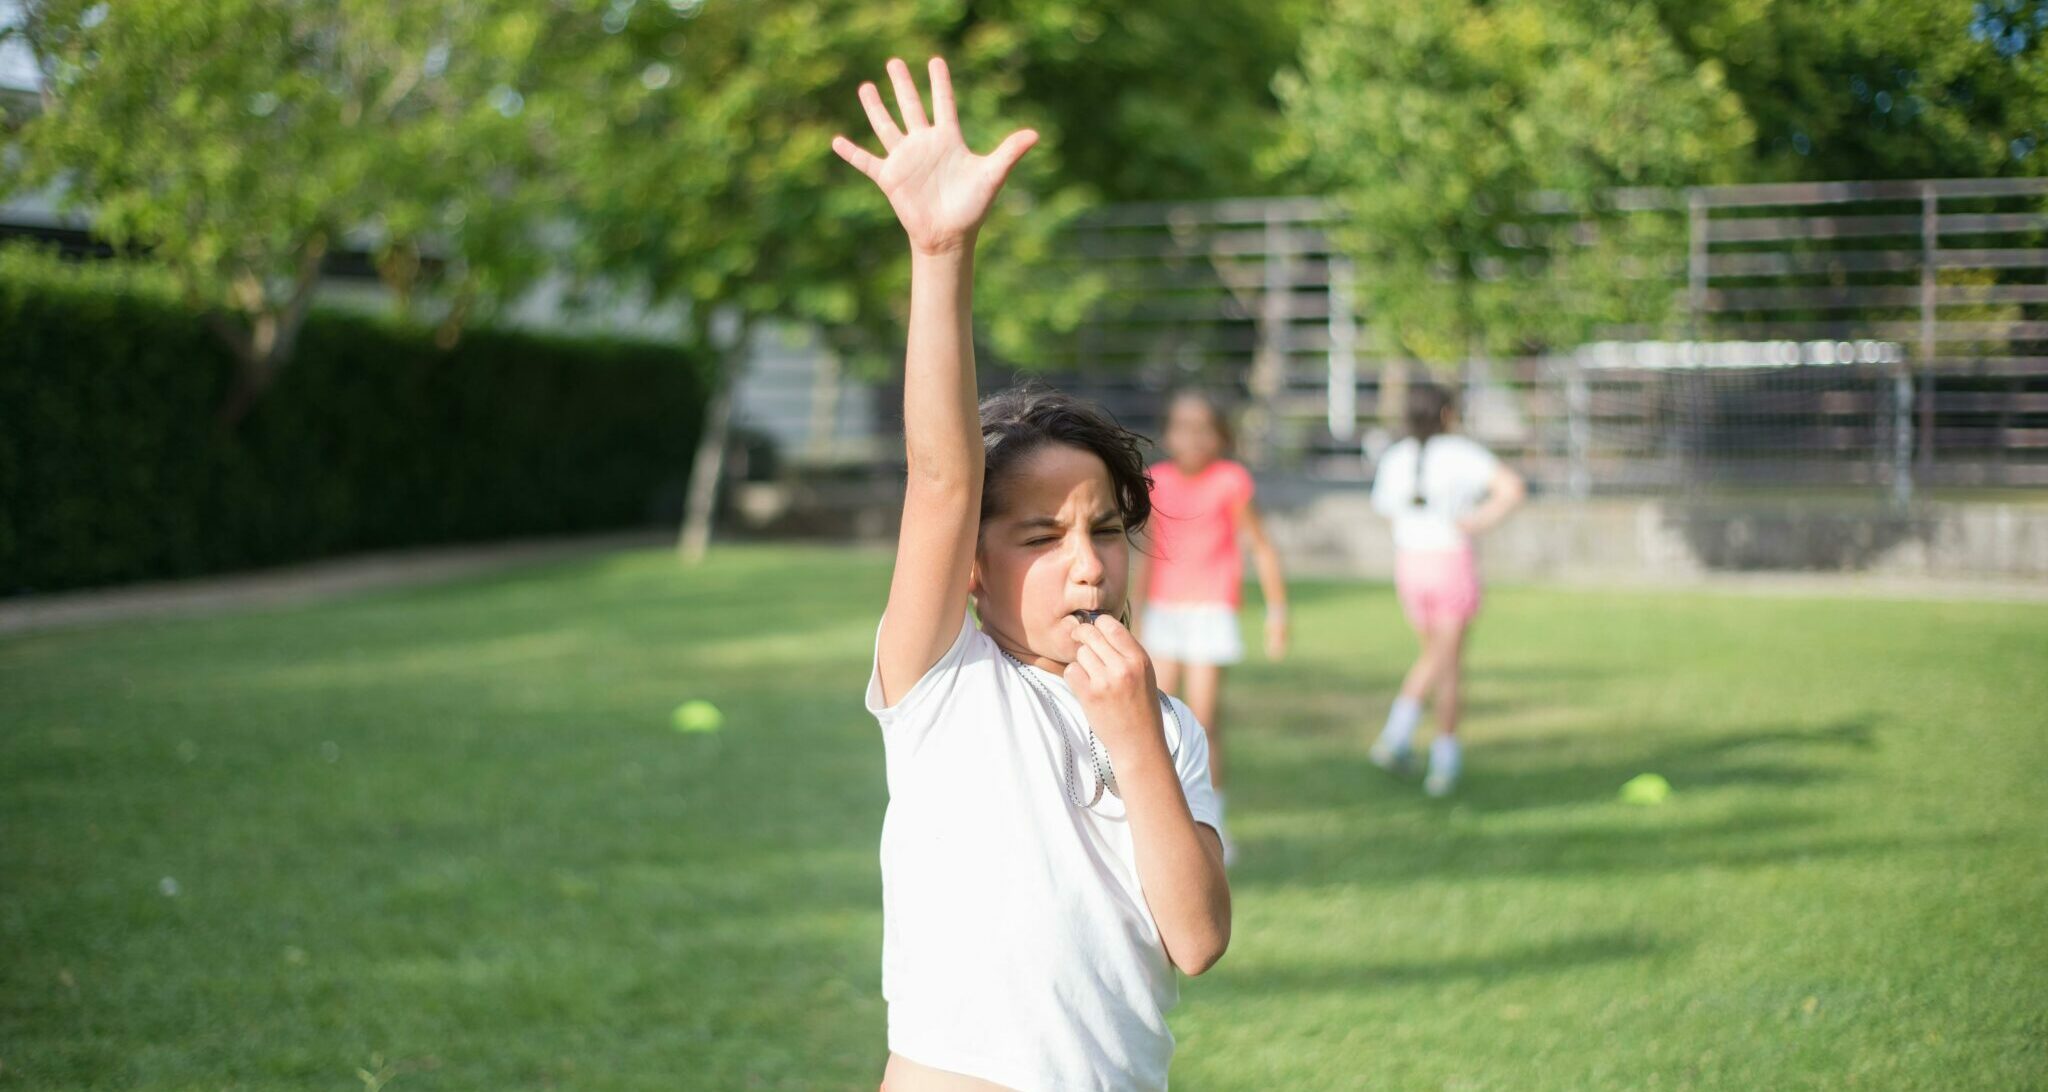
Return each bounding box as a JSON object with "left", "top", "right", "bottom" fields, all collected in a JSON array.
[{"left": 1145, "top": 459, "right": 1255, "bottom": 607}]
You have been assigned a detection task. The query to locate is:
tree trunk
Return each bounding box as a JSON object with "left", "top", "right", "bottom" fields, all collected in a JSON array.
[
  {"left": 208, "top": 307, "right": 276, "bottom": 429},
  {"left": 433, "top": 280, "right": 477, "bottom": 351},
  {"left": 211, "top": 235, "right": 330, "bottom": 428},
  {"left": 677, "top": 314, "right": 752, "bottom": 564},
  {"left": 677, "top": 378, "right": 734, "bottom": 565},
  {"left": 212, "top": 344, "right": 272, "bottom": 429}
]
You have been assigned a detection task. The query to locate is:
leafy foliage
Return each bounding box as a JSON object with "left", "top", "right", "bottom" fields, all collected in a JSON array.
[
  {"left": 1652, "top": 0, "right": 2048, "bottom": 179},
  {"left": 2, "top": 0, "right": 571, "bottom": 417},
  {"left": 1278, "top": 0, "right": 1753, "bottom": 362}
]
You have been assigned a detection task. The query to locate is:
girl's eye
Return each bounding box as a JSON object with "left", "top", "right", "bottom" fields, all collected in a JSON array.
[
  {"left": 1094, "top": 526, "right": 1123, "bottom": 537},
  {"left": 1026, "top": 537, "right": 1059, "bottom": 547}
]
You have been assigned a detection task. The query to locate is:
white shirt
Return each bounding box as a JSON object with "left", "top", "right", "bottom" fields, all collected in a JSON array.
[
  {"left": 1370, "top": 434, "right": 1502, "bottom": 552},
  {"left": 865, "top": 611, "right": 1223, "bottom": 1092}
]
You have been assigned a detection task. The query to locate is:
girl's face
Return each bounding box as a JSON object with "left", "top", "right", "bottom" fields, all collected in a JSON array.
[
  {"left": 1164, "top": 397, "right": 1226, "bottom": 471},
  {"left": 971, "top": 444, "right": 1130, "bottom": 666}
]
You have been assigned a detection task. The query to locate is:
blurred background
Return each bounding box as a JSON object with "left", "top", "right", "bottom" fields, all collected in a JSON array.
[{"left": 2, "top": 1, "right": 2043, "bottom": 1089}]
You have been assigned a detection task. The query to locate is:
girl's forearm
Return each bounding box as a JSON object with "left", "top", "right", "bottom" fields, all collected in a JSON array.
[
  {"left": 903, "top": 246, "right": 981, "bottom": 486},
  {"left": 1253, "top": 544, "right": 1287, "bottom": 618},
  {"left": 1466, "top": 490, "right": 1523, "bottom": 535},
  {"left": 1115, "top": 743, "right": 1231, "bottom": 975}
]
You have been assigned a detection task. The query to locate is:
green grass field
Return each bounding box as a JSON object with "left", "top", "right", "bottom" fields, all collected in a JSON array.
[{"left": 4, "top": 546, "right": 2044, "bottom": 1090}]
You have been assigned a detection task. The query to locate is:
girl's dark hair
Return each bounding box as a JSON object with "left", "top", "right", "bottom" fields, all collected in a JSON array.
[
  {"left": 979, "top": 385, "right": 1153, "bottom": 533},
  {"left": 1168, "top": 389, "right": 1235, "bottom": 452},
  {"left": 1406, "top": 381, "right": 1456, "bottom": 442},
  {"left": 1405, "top": 381, "right": 1456, "bottom": 508}
]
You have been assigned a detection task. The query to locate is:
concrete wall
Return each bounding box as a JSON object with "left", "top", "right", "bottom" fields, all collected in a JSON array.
[
  {"left": 732, "top": 470, "right": 2048, "bottom": 583},
  {"left": 1254, "top": 480, "right": 2048, "bottom": 582}
]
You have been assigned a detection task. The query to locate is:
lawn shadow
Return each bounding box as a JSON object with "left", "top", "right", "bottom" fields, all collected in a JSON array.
[
  {"left": 1228, "top": 803, "right": 1893, "bottom": 893},
  {"left": 1206, "top": 930, "right": 1672, "bottom": 998},
  {"left": 1232, "top": 660, "right": 1628, "bottom": 745},
  {"left": 1461, "top": 715, "right": 1881, "bottom": 813},
  {"left": 1229, "top": 716, "right": 1896, "bottom": 891},
  {"left": 1240, "top": 715, "right": 1881, "bottom": 819}
]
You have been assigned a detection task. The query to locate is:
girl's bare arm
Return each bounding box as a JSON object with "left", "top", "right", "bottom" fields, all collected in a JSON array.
[
  {"left": 1235, "top": 500, "right": 1289, "bottom": 660},
  {"left": 832, "top": 58, "right": 1037, "bottom": 704},
  {"left": 1458, "top": 463, "right": 1527, "bottom": 537}
]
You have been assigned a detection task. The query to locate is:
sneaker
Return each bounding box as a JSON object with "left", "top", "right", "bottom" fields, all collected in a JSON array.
[
  {"left": 1424, "top": 738, "right": 1461, "bottom": 797},
  {"left": 1369, "top": 737, "right": 1414, "bottom": 774}
]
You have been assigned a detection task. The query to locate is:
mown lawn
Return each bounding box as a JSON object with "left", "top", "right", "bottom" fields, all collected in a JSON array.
[{"left": 3, "top": 546, "right": 2043, "bottom": 1090}]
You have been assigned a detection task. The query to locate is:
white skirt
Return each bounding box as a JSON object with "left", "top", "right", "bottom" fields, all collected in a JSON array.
[{"left": 1141, "top": 602, "right": 1244, "bottom": 666}]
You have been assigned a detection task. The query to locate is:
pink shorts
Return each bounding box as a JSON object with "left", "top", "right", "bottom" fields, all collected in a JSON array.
[{"left": 1394, "top": 547, "right": 1482, "bottom": 631}]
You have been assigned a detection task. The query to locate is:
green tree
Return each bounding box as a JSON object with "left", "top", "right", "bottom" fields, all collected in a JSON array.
[
  {"left": 520, "top": 0, "right": 1315, "bottom": 552},
  {"left": 1, "top": 0, "right": 568, "bottom": 422},
  {"left": 537, "top": 0, "right": 1314, "bottom": 369},
  {"left": 6, "top": 0, "right": 1306, "bottom": 552},
  {"left": 955, "top": 0, "right": 1315, "bottom": 202},
  {"left": 2, "top": 0, "right": 1311, "bottom": 411},
  {"left": 1278, "top": 0, "right": 1753, "bottom": 364},
  {"left": 1651, "top": 0, "right": 2048, "bottom": 179},
  {"left": 515, "top": 3, "right": 1103, "bottom": 556}
]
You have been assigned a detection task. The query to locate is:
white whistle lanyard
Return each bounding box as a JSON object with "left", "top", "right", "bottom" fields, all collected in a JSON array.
[{"left": 1002, "top": 650, "right": 1181, "bottom": 810}]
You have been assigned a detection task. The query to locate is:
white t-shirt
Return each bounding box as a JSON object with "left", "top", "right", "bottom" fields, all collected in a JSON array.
[
  {"left": 1370, "top": 434, "right": 1502, "bottom": 552},
  {"left": 865, "top": 611, "right": 1223, "bottom": 1092}
]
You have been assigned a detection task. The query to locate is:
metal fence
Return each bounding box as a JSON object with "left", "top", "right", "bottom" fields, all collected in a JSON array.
[{"left": 1029, "top": 179, "right": 2048, "bottom": 498}]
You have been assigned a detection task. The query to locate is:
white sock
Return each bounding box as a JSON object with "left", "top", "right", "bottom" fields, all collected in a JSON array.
[
  {"left": 1429, "top": 735, "right": 1462, "bottom": 779},
  {"left": 1380, "top": 697, "right": 1423, "bottom": 749}
]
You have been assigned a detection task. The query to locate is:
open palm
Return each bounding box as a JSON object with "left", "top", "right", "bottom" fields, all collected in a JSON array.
[{"left": 832, "top": 57, "right": 1038, "bottom": 256}]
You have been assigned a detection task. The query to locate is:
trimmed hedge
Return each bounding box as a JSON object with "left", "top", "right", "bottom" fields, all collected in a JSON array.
[{"left": 0, "top": 249, "right": 713, "bottom": 593}]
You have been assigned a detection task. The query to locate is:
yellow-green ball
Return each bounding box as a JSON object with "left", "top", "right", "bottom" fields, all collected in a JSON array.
[
  {"left": 673, "top": 700, "right": 724, "bottom": 733},
  {"left": 1620, "top": 772, "right": 1672, "bottom": 805}
]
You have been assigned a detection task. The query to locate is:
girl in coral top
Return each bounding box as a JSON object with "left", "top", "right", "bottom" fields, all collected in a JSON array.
[{"left": 1132, "top": 392, "right": 1289, "bottom": 859}]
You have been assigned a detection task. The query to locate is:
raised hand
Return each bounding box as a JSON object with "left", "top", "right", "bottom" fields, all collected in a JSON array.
[{"left": 831, "top": 57, "right": 1038, "bottom": 257}]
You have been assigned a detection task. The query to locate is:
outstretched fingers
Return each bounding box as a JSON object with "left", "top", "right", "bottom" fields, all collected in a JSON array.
[
  {"left": 831, "top": 135, "right": 883, "bottom": 180},
  {"left": 927, "top": 56, "right": 957, "bottom": 129},
  {"left": 886, "top": 57, "right": 929, "bottom": 131},
  {"left": 857, "top": 82, "right": 903, "bottom": 151}
]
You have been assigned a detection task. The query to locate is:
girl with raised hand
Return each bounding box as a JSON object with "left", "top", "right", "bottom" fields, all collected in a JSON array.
[{"left": 835, "top": 57, "right": 1230, "bottom": 1092}]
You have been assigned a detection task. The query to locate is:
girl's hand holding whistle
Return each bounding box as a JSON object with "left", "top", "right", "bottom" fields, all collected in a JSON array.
[{"left": 1063, "top": 612, "right": 1167, "bottom": 760}]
